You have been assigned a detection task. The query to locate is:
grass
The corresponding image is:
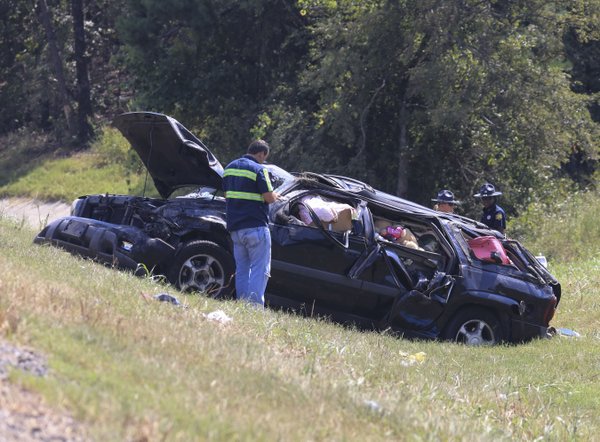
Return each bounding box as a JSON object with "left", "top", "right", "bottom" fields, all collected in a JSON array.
[
  {"left": 510, "top": 189, "right": 600, "bottom": 264},
  {"left": 1, "top": 125, "right": 600, "bottom": 439},
  {"left": 1, "top": 217, "right": 600, "bottom": 440},
  {"left": 0, "top": 127, "right": 158, "bottom": 202}
]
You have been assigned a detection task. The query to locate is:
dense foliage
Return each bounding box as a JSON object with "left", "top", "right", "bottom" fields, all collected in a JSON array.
[{"left": 0, "top": 0, "right": 599, "bottom": 216}]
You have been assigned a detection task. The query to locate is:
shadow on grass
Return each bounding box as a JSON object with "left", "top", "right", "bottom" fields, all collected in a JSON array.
[{"left": 0, "top": 128, "right": 71, "bottom": 188}]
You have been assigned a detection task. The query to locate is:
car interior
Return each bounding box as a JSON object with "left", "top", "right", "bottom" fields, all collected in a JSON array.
[{"left": 273, "top": 191, "right": 363, "bottom": 234}]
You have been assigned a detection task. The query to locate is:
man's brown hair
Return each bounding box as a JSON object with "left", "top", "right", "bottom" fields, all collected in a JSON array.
[{"left": 247, "top": 139, "right": 270, "bottom": 155}]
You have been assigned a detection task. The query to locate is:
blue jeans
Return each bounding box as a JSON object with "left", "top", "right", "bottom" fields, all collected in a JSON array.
[{"left": 230, "top": 226, "right": 271, "bottom": 307}]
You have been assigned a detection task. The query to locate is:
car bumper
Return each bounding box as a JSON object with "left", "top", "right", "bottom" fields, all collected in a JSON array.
[
  {"left": 34, "top": 216, "right": 175, "bottom": 272},
  {"left": 510, "top": 317, "right": 550, "bottom": 342}
]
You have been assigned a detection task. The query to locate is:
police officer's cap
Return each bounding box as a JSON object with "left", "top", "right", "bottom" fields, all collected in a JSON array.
[
  {"left": 473, "top": 183, "right": 502, "bottom": 198},
  {"left": 431, "top": 189, "right": 461, "bottom": 204}
]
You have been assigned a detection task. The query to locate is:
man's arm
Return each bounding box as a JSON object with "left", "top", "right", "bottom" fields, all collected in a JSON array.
[{"left": 262, "top": 191, "right": 279, "bottom": 204}]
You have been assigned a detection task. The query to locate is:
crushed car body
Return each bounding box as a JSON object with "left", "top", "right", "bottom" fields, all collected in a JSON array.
[{"left": 34, "top": 112, "right": 561, "bottom": 345}]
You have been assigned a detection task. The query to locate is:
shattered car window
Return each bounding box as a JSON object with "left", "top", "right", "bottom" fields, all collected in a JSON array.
[{"left": 265, "top": 164, "right": 295, "bottom": 190}]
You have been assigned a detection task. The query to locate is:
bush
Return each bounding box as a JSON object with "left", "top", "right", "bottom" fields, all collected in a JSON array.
[
  {"left": 511, "top": 187, "right": 600, "bottom": 263},
  {"left": 91, "top": 127, "right": 143, "bottom": 171}
]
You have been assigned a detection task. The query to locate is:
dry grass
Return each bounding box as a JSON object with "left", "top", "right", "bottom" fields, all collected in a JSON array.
[{"left": 1, "top": 217, "right": 599, "bottom": 441}]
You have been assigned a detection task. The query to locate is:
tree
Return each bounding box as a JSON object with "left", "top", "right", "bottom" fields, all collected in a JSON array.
[
  {"left": 0, "top": 0, "right": 36, "bottom": 133},
  {"left": 116, "top": 0, "right": 309, "bottom": 159},
  {"left": 1, "top": 0, "right": 126, "bottom": 143},
  {"left": 71, "top": 0, "right": 94, "bottom": 143},
  {"left": 560, "top": 0, "right": 600, "bottom": 185},
  {"left": 36, "top": 0, "right": 74, "bottom": 134},
  {"left": 265, "top": 0, "right": 600, "bottom": 214}
]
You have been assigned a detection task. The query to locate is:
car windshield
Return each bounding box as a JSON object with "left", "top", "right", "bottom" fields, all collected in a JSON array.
[{"left": 265, "top": 164, "right": 295, "bottom": 190}]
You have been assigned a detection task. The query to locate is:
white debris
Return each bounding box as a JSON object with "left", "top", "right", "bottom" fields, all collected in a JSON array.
[
  {"left": 556, "top": 328, "right": 581, "bottom": 338},
  {"left": 203, "top": 310, "right": 233, "bottom": 324},
  {"left": 363, "top": 399, "right": 384, "bottom": 414}
]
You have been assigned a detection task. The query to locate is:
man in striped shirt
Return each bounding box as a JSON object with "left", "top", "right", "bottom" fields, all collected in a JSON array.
[{"left": 223, "top": 140, "right": 280, "bottom": 307}]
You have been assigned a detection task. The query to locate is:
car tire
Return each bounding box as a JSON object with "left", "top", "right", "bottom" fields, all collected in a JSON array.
[
  {"left": 442, "top": 307, "right": 503, "bottom": 345},
  {"left": 168, "top": 240, "right": 235, "bottom": 299}
]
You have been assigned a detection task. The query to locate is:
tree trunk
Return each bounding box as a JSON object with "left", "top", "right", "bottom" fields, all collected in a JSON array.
[
  {"left": 71, "top": 0, "right": 94, "bottom": 143},
  {"left": 395, "top": 98, "right": 409, "bottom": 197},
  {"left": 36, "top": 0, "right": 73, "bottom": 134}
]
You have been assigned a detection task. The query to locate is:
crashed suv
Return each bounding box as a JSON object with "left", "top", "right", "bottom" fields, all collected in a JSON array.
[{"left": 34, "top": 112, "right": 561, "bottom": 345}]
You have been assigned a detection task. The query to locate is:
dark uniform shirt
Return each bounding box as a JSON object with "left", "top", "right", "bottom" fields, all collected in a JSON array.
[
  {"left": 222, "top": 154, "right": 273, "bottom": 232},
  {"left": 480, "top": 203, "right": 506, "bottom": 232}
]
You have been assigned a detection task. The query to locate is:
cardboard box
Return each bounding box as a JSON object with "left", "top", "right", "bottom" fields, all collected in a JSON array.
[
  {"left": 326, "top": 207, "right": 354, "bottom": 232},
  {"left": 310, "top": 207, "right": 355, "bottom": 232}
]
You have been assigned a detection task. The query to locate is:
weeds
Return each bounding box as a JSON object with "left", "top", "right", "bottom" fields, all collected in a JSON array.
[
  {"left": 511, "top": 189, "right": 600, "bottom": 263},
  {"left": 0, "top": 305, "right": 20, "bottom": 336}
]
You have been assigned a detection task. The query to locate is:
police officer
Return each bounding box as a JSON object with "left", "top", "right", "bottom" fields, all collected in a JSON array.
[
  {"left": 431, "top": 189, "right": 461, "bottom": 213},
  {"left": 223, "top": 140, "right": 280, "bottom": 307},
  {"left": 473, "top": 183, "right": 506, "bottom": 234}
]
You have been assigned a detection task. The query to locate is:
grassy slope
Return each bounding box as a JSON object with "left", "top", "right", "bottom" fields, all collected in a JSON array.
[
  {"left": 1, "top": 128, "right": 600, "bottom": 439},
  {"left": 0, "top": 127, "right": 158, "bottom": 202},
  {"left": 1, "top": 219, "right": 599, "bottom": 441}
]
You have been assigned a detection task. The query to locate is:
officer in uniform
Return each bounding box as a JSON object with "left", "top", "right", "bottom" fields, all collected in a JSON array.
[
  {"left": 431, "top": 189, "right": 461, "bottom": 213},
  {"left": 223, "top": 140, "right": 280, "bottom": 307},
  {"left": 473, "top": 182, "right": 506, "bottom": 234}
]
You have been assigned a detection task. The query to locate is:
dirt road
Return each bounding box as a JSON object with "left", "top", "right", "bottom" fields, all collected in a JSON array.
[{"left": 0, "top": 198, "right": 71, "bottom": 229}]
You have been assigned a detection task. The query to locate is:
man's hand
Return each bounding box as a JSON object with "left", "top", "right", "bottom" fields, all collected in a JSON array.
[{"left": 263, "top": 191, "right": 279, "bottom": 204}]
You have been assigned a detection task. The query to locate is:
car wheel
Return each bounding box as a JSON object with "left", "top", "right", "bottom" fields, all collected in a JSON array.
[
  {"left": 442, "top": 307, "right": 503, "bottom": 345},
  {"left": 168, "top": 240, "right": 235, "bottom": 299}
]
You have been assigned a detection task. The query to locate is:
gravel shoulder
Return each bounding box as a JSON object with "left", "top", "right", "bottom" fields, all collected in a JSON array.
[{"left": 0, "top": 340, "right": 88, "bottom": 441}]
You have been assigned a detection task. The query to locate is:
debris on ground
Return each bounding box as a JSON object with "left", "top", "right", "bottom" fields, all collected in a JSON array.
[
  {"left": 398, "top": 350, "right": 427, "bottom": 367},
  {"left": 141, "top": 292, "right": 184, "bottom": 307},
  {"left": 202, "top": 310, "right": 233, "bottom": 325},
  {"left": 363, "top": 399, "right": 384, "bottom": 414},
  {"left": 153, "top": 293, "right": 182, "bottom": 306},
  {"left": 555, "top": 328, "right": 581, "bottom": 338}
]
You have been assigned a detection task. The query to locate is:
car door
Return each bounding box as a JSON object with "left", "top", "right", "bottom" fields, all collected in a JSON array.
[
  {"left": 349, "top": 208, "right": 453, "bottom": 327},
  {"left": 340, "top": 207, "right": 413, "bottom": 321},
  {"left": 267, "top": 191, "right": 367, "bottom": 312}
]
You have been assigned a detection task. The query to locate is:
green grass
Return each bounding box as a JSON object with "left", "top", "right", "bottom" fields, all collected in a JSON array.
[
  {"left": 0, "top": 127, "right": 158, "bottom": 202},
  {"left": 510, "top": 189, "right": 600, "bottom": 264},
  {"left": 1, "top": 124, "right": 600, "bottom": 439},
  {"left": 1, "top": 218, "right": 600, "bottom": 441}
]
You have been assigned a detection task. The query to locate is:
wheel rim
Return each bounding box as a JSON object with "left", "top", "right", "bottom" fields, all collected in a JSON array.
[
  {"left": 455, "top": 319, "right": 495, "bottom": 345},
  {"left": 177, "top": 253, "right": 225, "bottom": 296}
]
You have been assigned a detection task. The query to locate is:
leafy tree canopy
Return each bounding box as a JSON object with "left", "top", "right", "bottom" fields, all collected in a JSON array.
[{"left": 0, "top": 0, "right": 598, "bottom": 219}]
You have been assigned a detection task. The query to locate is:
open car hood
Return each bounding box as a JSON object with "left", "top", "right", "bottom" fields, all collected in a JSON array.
[{"left": 113, "top": 112, "right": 224, "bottom": 198}]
